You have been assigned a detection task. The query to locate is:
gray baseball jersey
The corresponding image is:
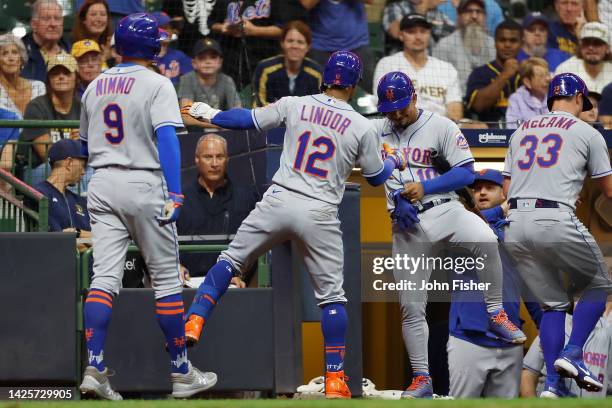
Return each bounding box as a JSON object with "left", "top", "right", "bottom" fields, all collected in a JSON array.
[
  {"left": 370, "top": 110, "right": 503, "bottom": 374},
  {"left": 503, "top": 111, "right": 612, "bottom": 210},
  {"left": 504, "top": 111, "right": 612, "bottom": 310},
  {"left": 523, "top": 315, "right": 611, "bottom": 397},
  {"left": 252, "top": 94, "right": 385, "bottom": 205},
  {"left": 219, "top": 94, "right": 385, "bottom": 305},
  {"left": 80, "top": 64, "right": 183, "bottom": 169},
  {"left": 81, "top": 64, "right": 183, "bottom": 299},
  {"left": 370, "top": 110, "right": 474, "bottom": 211}
]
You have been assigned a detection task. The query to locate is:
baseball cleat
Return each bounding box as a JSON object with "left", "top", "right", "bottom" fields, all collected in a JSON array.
[
  {"left": 325, "top": 370, "right": 351, "bottom": 399},
  {"left": 80, "top": 366, "right": 122, "bottom": 400},
  {"left": 488, "top": 309, "right": 526, "bottom": 344},
  {"left": 171, "top": 361, "right": 218, "bottom": 398},
  {"left": 540, "top": 376, "right": 576, "bottom": 398},
  {"left": 185, "top": 315, "right": 205, "bottom": 346},
  {"left": 401, "top": 373, "right": 433, "bottom": 399},
  {"left": 554, "top": 345, "right": 603, "bottom": 391}
]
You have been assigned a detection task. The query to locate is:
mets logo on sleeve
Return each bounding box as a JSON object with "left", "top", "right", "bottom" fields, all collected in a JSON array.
[{"left": 455, "top": 133, "right": 469, "bottom": 150}]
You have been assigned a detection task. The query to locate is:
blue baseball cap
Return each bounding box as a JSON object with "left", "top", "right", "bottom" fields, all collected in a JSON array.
[
  {"left": 150, "top": 11, "right": 171, "bottom": 27},
  {"left": 522, "top": 12, "right": 548, "bottom": 29},
  {"left": 48, "top": 139, "right": 87, "bottom": 164},
  {"left": 472, "top": 169, "right": 503, "bottom": 186}
]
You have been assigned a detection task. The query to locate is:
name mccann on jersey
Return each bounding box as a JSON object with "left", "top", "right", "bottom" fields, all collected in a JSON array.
[
  {"left": 520, "top": 115, "right": 577, "bottom": 130},
  {"left": 373, "top": 279, "right": 491, "bottom": 292}
]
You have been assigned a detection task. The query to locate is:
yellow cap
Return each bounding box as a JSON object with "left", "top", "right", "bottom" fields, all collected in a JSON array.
[
  {"left": 47, "top": 52, "right": 77, "bottom": 73},
  {"left": 71, "top": 39, "right": 102, "bottom": 59}
]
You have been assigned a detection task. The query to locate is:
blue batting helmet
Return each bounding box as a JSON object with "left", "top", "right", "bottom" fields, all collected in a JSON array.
[
  {"left": 377, "top": 71, "right": 415, "bottom": 113},
  {"left": 114, "top": 13, "right": 168, "bottom": 60},
  {"left": 322, "top": 51, "right": 363, "bottom": 88},
  {"left": 547, "top": 73, "right": 593, "bottom": 112}
]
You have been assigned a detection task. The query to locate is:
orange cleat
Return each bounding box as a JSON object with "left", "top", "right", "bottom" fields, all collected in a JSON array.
[
  {"left": 325, "top": 370, "right": 351, "bottom": 399},
  {"left": 185, "top": 315, "right": 205, "bottom": 346}
]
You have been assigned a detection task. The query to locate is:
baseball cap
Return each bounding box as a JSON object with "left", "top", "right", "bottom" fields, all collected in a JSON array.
[
  {"left": 71, "top": 39, "right": 101, "bottom": 59},
  {"left": 400, "top": 13, "right": 433, "bottom": 31},
  {"left": 580, "top": 22, "right": 610, "bottom": 45},
  {"left": 150, "top": 11, "right": 171, "bottom": 27},
  {"left": 48, "top": 139, "right": 87, "bottom": 164},
  {"left": 458, "top": 0, "right": 486, "bottom": 13},
  {"left": 47, "top": 52, "right": 77, "bottom": 73},
  {"left": 472, "top": 169, "right": 503, "bottom": 186},
  {"left": 192, "top": 38, "right": 223, "bottom": 57},
  {"left": 522, "top": 12, "right": 548, "bottom": 29}
]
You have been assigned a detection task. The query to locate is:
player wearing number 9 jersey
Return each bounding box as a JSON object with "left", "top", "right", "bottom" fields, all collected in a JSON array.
[
  {"left": 79, "top": 13, "right": 217, "bottom": 400},
  {"left": 503, "top": 72, "right": 612, "bottom": 398},
  {"left": 179, "top": 51, "right": 406, "bottom": 399}
]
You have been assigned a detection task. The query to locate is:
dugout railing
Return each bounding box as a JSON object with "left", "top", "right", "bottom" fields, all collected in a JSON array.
[{"left": 0, "top": 167, "right": 48, "bottom": 232}]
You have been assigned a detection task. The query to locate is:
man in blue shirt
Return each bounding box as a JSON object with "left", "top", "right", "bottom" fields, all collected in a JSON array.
[
  {"left": 517, "top": 12, "right": 570, "bottom": 72},
  {"left": 547, "top": 0, "right": 582, "bottom": 55},
  {"left": 303, "top": 0, "right": 374, "bottom": 91},
  {"left": 447, "top": 169, "right": 541, "bottom": 398},
  {"left": 33, "top": 139, "right": 91, "bottom": 250}
]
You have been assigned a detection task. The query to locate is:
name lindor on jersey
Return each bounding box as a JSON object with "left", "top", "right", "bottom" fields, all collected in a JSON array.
[{"left": 299, "top": 104, "right": 352, "bottom": 135}]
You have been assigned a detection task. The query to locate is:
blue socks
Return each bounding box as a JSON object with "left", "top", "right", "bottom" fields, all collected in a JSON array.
[
  {"left": 156, "top": 294, "right": 188, "bottom": 374},
  {"left": 568, "top": 289, "right": 607, "bottom": 349},
  {"left": 187, "top": 259, "right": 234, "bottom": 320},
  {"left": 540, "top": 310, "right": 566, "bottom": 380},
  {"left": 321, "top": 303, "right": 347, "bottom": 372},
  {"left": 84, "top": 289, "right": 114, "bottom": 371}
]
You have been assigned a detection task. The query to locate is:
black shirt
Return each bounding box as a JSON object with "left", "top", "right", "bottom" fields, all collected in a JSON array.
[
  {"left": 465, "top": 60, "right": 520, "bottom": 124},
  {"left": 176, "top": 177, "right": 260, "bottom": 277},
  {"left": 253, "top": 55, "right": 322, "bottom": 107}
]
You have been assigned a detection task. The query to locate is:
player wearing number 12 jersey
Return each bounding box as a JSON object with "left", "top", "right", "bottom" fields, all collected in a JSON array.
[
  {"left": 503, "top": 72, "right": 612, "bottom": 398},
  {"left": 179, "top": 51, "right": 406, "bottom": 399},
  {"left": 79, "top": 14, "right": 216, "bottom": 400}
]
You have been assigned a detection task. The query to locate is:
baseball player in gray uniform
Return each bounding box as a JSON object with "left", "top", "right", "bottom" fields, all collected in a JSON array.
[
  {"left": 177, "top": 51, "right": 406, "bottom": 399},
  {"left": 503, "top": 72, "right": 612, "bottom": 398},
  {"left": 372, "top": 72, "right": 526, "bottom": 399},
  {"left": 522, "top": 313, "right": 612, "bottom": 398},
  {"left": 78, "top": 14, "right": 216, "bottom": 399}
]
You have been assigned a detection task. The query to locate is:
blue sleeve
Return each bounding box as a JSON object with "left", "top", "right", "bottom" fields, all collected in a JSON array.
[
  {"left": 156, "top": 125, "right": 181, "bottom": 195},
  {"left": 481, "top": 205, "right": 503, "bottom": 224},
  {"left": 365, "top": 158, "right": 396, "bottom": 186},
  {"left": 422, "top": 163, "right": 475, "bottom": 195},
  {"left": 211, "top": 108, "right": 256, "bottom": 130},
  {"left": 80, "top": 140, "right": 88, "bottom": 157}
]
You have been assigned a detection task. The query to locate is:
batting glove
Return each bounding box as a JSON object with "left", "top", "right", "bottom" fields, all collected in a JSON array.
[
  {"left": 391, "top": 189, "right": 419, "bottom": 230},
  {"left": 181, "top": 102, "right": 221, "bottom": 122},
  {"left": 383, "top": 143, "right": 407, "bottom": 171},
  {"left": 156, "top": 192, "right": 184, "bottom": 226}
]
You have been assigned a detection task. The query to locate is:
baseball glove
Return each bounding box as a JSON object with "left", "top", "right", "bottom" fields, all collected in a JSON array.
[
  {"left": 429, "top": 149, "right": 485, "bottom": 220},
  {"left": 391, "top": 189, "right": 420, "bottom": 230}
]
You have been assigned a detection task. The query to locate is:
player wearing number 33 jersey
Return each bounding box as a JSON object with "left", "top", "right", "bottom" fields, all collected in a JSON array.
[
  {"left": 504, "top": 72, "right": 612, "bottom": 398},
  {"left": 179, "top": 51, "right": 406, "bottom": 399}
]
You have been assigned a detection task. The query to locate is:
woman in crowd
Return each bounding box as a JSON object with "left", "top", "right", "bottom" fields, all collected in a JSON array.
[
  {"left": 252, "top": 20, "right": 322, "bottom": 107},
  {"left": 0, "top": 34, "right": 46, "bottom": 173},
  {"left": 505, "top": 57, "right": 550, "bottom": 128},
  {"left": 72, "top": 0, "right": 113, "bottom": 68},
  {"left": 18, "top": 53, "right": 80, "bottom": 186}
]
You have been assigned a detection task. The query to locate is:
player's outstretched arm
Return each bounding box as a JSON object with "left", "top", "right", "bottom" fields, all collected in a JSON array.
[
  {"left": 364, "top": 143, "right": 407, "bottom": 186},
  {"left": 182, "top": 102, "right": 256, "bottom": 130},
  {"left": 155, "top": 125, "right": 184, "bottom": 226},
  {"left": 402, "top": 162, "right": 475, "bottom": 201}
]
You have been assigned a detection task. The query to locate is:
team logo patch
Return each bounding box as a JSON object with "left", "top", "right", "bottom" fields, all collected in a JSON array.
[
  {"left": 75, "top": 204, "right": 85, "bottom": 216},
  {"left": 455, "top": 133, "right": 469, "bottom": 150},
  {"left": 553, "top": 85, "right": 561, "bottom": 95},
  {"left": 386, "top": 88, "right": 395, "bottom": 101},
  {"left": 334, "top": 72, "right": 341, "bottom": 84}
]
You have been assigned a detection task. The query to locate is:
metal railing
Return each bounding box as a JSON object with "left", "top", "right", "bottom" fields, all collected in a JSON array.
[{"left": 0, "top": 167, "right": 48, "bottom": 231}]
